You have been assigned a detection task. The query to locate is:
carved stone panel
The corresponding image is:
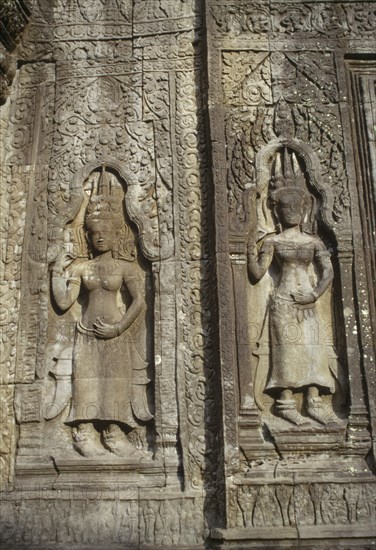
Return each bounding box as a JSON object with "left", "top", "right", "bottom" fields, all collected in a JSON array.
[
  {"left": 0, "top": 0, "right": 375, "bottom": 547},
  {"left": 206, "top": 0, "right": 376, "bottom": 545}
]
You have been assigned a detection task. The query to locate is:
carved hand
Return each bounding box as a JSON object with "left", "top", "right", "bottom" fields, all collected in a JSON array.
[
  {"left": 53, "top": 250, "right": 75, "bottom": 275},
  {"left": 93, "top": 318, "right": 120, "bottom": 339},
  {"left": 291, "top": 291, "right": 317, "bottom": 305}
]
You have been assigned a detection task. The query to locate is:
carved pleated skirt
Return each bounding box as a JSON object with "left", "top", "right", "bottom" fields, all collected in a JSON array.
[
  {"left": 67, "top": 321, "right": 140, "bottom": 427},
  {"left": 264, "top": 297, "right": 337, "bottom": 395}
]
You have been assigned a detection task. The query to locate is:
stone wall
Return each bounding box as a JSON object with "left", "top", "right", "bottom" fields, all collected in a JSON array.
[{"left": 0, "top": 0, "right": 375, "bottom": 547}]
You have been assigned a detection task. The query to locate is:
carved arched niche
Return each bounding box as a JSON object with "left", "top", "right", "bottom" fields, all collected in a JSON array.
[
  {"left": 238, "top": 140, "right": 349, "bottom": 454},
  {"left": 50, "top": 159, "right": 172, "bottom": 262},
  {"left": 43, "top": 164, "right": 157, "bottom": 462}
]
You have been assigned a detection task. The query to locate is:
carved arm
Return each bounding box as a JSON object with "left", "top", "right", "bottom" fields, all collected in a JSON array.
[
  {"left": 51, "top": 262, "right": 81, "bottom": 311},
  {"left": 312, "top": 244, "right": 334, "bottom": 300},
  {"left": 291, "top": 241, "right": 334, "bottom": 305},
  {"left": 117, "top": 277, "right": 145, "bottom": 333},
  {"left": 247, "top": 238, "right": 274, "bottom": 282}
]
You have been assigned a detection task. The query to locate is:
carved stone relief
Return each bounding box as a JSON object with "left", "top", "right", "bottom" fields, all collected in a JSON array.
[
  {"left": 0, "top": 0, "right": 31, "bottom": 105},
  {"left": 0, "top": 0, "right": 375, "bottom": 547},
  {"left": 217, "top": 47, "right": 357, "bottom": 468},
  {"left": 175, "top": 67, "right": 219, "bottom": 490},
  {"left": 228, "top": 481, "right": 376, "bottom": 530},
  {"left": 47, "top": 167, "right": 153, "bottom": 459},
  {"left": 246, "top": 147, "right": 345, "bottom": 429},
  {"left": 0, "top": 59, "right": 55, "bottom": 488},
  {"left": 206, "top": 0, "right": 376, "bottom": 546},
  {"left": 0, "top": 495, "right": 206, "bottom": 546},
  {"left": 346, "top": 59, "right": 376, "bottom": 462},
  {"left": 210, "top": 2, "right": 376, "bottom": 41},
  {"left": 223, "top": 50, "right": 350, "bottom": 231},
  {"left": 0, "top": 0, "right": 223, "bottom": 505},
  {"left": 47, "top": 60, "right": 173, "bottom": 262}
]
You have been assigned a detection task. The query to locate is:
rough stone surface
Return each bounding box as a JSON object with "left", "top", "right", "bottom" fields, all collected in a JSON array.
[{"left": 0, "top": 0, "right": 375, "bottom": 547}]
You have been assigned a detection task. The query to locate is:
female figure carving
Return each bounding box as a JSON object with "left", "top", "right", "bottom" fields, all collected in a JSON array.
[
  {"left": 247, "top": 181, "right": 338, "bottom": 425},
  {"left": 52, "top": 169, "right": 152, "bottom": 457}
]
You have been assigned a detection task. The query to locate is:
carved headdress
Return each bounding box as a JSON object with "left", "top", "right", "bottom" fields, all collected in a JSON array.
[
  {"left": 268, "top": 147, "right": 317, "bottom": 234},
  {"left": 68, "top": 166, "right": 137, "bottom": 261},
  {"left": 84, "top": 166, "right": 124, "bottom": 229}
]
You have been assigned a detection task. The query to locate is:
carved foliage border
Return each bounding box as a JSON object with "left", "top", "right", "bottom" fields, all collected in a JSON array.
[
  {"left": 175, "top": 66, "right": 220, "bottom": 490},
  {"left": 0, "top": 62, "right": 54, "bottom": 486}
]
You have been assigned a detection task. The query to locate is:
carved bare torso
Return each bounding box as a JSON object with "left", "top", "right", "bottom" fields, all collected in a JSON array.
[
  {"left": 79, "top": 256, "right": 126, "bottom": 327},
  {"left": 269, "top": 233, "right": 317, "bottom": 301}
]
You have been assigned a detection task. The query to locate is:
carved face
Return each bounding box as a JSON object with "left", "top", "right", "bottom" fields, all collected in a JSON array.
[
  {"left": 88, "top": 220, "right": 118, "bottom": 253},
  {"left": 276, "top": 193, "right": 304, "bottom": 227}
]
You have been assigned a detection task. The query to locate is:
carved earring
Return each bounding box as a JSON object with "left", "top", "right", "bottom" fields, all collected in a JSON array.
[
  {"left": 85, "top": 231, "right": 94, "bottom": 258},
  {"left": 111, "top": 242, "right": 119, "bottom": 259},
  {"left": 310, "top": 196, "right": 317, "bottom": 234},
  {"left": 274, "top": 207, "right": 282, "bottom": 233}
]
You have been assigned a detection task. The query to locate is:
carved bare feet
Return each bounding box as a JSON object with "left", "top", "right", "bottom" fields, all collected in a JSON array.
[
  {"left": 306, "top": 396, "right": 338, "bottom": 425},
  {"left": 305, "top": 386, "right": 339, "bottom": 425},
  {"left": 102, "top": 424, "right": 145, "bottom": 458},
  {"left": 72, "top": 423, "right": 107, "bottom": 457},
  {"left": 274, "top": 399, "right": 308, "bottom": 425}
]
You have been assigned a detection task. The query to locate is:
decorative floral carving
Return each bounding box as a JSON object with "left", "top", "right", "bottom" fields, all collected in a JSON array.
[
  {"left": 0, "top": 61, "right": 54, "bottom": 485},
  {"left": 0, "top": 385, "right": 15, "bottom": 488},
  {"left": 0, "top": 0, "right": 31, "bottom": 104},
  {"left": 211, "top": 3, "right": 376, "bottom": 39},
  {"left": 176, "top": 68, "right": 220, "bottom": 488},
  {"left": 47, "top": 65, "right": 172, "bottom": 261},
  {"left": 133, "top": 0, "right": 196, "bottom": 21},
  {"left": 224, "top": 50, "right": 349, "bottom": 229}
]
